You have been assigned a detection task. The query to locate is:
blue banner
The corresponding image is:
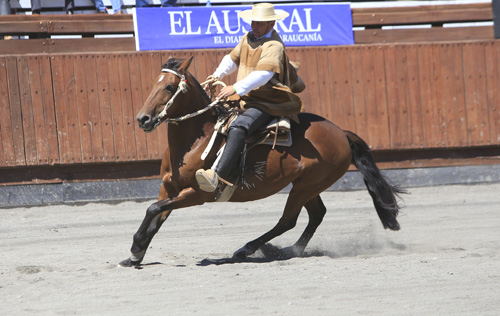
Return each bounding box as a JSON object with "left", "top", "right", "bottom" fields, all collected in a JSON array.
[{"left": 134, "top": 3, "right": 353, "bottom": 51}]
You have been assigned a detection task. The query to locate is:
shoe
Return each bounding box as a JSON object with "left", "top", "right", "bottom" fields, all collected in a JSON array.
[
  {"left": 195, "top": 169, "right": 218, "bottom": 192},
  {"left": 115, "top": 10, "right": 123, "bottom": 14},
  {"left": 66, "top": 10, "right": 74, "bottom": 15},
  {"left": 97, "top": 9, "right": 107, "bottom": 14},
  {"left": 32, "top": 10, "right": 41, "bottom": 15}
]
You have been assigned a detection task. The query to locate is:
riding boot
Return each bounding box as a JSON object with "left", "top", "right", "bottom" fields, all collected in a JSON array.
[
  {"left": 195, "top": 169, "right": 233, "bottom": 193},
  {"left": 195, "top": 127, "right": 245, "bottom": 192},
  {"left": 215, "top": 127, "right": 247, "bottom": 180}
]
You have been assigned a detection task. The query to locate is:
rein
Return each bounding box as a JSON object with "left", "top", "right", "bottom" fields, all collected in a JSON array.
[{"left": 157, "top": 69, "right": 227, "bottom": 124}]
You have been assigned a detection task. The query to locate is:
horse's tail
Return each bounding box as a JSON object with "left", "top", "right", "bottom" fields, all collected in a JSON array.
[{"left": 345, "top": 131, "right": 405, "bottom": 231}]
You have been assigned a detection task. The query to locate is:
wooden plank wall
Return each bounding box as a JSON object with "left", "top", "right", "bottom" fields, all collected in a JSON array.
[
  {"left": 288, "top": 41, "right": 500, "bottom": 151},
  {"left": 1, "top": 41, "right": 500, "bottom": 169},
  {"left": 0, "top": 50, "right": 225, "bottom": 167}
]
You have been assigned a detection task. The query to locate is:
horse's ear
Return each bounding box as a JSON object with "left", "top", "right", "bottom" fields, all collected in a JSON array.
[{"left": 178, "top": 56, "right": 194, "bottom": 74}]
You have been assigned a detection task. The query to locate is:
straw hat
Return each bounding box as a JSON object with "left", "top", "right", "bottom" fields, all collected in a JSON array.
[{"left": 238, "top": 3, "right": 289, "bottom": 22}]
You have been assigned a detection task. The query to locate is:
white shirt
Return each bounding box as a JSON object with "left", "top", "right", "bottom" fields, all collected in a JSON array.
[{"left": 212, "top": 29, "right": 275, "bottom": 96}]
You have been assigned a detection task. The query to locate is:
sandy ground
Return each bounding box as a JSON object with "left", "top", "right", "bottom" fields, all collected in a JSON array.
[{"left": 1, "top": 183, "right": 500, "bottom": 315}]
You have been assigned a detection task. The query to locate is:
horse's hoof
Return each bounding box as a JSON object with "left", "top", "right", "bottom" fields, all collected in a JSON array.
[
  {"left": 232, "top": 251, "right": 247, "bottom": 261},
  {"left": 232, "top": 245, "right": 253, "bottom": 260},
  {"left": 280, "top": 245, "right": 304, "bottom": 258},
  {"left": 118, "top": 257, "right": 142, "bottom": 268}
]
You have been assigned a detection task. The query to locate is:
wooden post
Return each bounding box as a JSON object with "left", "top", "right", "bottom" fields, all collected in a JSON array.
[{"left": 494, "top": 0, "right": 500, "bottom": 39}]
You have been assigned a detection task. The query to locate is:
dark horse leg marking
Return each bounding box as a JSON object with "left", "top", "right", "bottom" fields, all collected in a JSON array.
[
  {"left": 248, "top": 195, "right": 328, "bottom": 261},
  {"left": 290, "top": 195, "right": 327, "bottom": 254},
  {"left": 232, "top": 186, "right": 314, "bottom": 260},
  {"left": 119, "top": 187, "right": 204, "bottom": 267}
]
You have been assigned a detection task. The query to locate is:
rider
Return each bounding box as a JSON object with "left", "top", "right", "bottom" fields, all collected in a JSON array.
[{"left": 196, "top": 3, "right": 303, "bottom": 192}]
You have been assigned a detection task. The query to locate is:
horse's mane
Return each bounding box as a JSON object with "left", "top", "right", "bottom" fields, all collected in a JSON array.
[
  {"left": 161, "top": 58, "right": 182, "bottom": 72},
  {"left": 161, "top": 58, "right": 211, "bottom": 103}
]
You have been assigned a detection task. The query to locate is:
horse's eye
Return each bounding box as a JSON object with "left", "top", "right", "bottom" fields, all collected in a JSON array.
[{"left": 166, "top": 85, "right": 175, "bottom": 93}]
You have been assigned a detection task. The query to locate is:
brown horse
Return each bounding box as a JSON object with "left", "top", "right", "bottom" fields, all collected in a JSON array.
[{"left": 119, "top": 57, "right": 403, "bottom": 267}]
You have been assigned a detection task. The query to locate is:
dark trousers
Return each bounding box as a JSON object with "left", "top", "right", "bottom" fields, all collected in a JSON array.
[
  {"left": 216, "top": 107, "right": 272, "bottom": 180},
  {"left": 30, "top": 0, "right": 41, "bottom": 12},
  {"left": 30, "top": 0, "right": 72, "bottom": 13},
  {"left": 64, "top": 0, "right": 74, "bottom": 12},
  {"left": 0, "top": 0, "right": 11, "bottom": 15}
]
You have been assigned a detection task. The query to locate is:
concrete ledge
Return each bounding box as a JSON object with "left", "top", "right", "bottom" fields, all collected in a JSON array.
[{"left": 1, "top": 164, "right": 500, "bottom": 208}]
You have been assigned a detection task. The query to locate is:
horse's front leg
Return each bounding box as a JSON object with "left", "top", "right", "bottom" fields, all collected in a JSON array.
[{"left": 119, "top": 187, "right": 204, "bottom": 267}]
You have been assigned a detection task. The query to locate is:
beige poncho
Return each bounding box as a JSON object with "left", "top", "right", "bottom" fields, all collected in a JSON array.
[{"left": 229, "top": 30, "right": 303, "bottom": 117}]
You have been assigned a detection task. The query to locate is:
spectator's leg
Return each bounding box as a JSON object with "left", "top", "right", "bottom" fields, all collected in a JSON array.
[
  {"left": 1, "top": 0, "right": 12, "bottom": 39},
  {"left": 161, "top": 0, "right": 177, "bottom": 7},
  {"left": 93, "top": 0, "right": 107, "bottom": 13},
  {"left": 0, "top": 0, "right": 11, "bottom": 15},
  {"left": 30, "top": 0, "right": 41, "bottom": 14},
  {"left": 65, "top": 0, "right": 74, "bottom": 14},
  {"left": 111, "top": 0, "right": 123, "bottom": 14},
  {"left": 136, "top": 0, "right": 149, "bottom": 8}
]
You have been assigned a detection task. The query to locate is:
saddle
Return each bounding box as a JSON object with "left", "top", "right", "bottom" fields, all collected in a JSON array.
[
  {"left": 201, "top": 104, "right": 294, "bottom": 161},
  {"left": 221, "top": 114, "right": 293, "bottom": 149}
]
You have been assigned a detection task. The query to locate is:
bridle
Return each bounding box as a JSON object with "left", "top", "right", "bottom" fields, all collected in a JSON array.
[
  {"left": 156, "top": 68, "right": 225, "bottom": 125},
  {"left": 157, "top": 68, "right": 188, "bottom": 120}
]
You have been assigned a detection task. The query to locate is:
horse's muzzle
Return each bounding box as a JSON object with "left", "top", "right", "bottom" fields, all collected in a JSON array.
[{"left": 136, "top": 114, "right": 157, "bottom": 133}]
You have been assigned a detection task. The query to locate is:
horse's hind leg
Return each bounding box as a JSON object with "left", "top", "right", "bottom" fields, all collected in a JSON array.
[
  {"left": 290, "top": 195, "right": 327, "bottom": 254},
  {"left": 233, "top": 187, "right": 310, "bottom": 260}
]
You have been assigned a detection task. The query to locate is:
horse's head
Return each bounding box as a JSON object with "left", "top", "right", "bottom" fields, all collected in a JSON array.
[{"left": 136, "top": 56, "right": 194, "bottom": 132}]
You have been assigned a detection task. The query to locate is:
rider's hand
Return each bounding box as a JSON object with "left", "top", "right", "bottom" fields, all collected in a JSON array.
[{"left": 218, "top": 86, "right": 236, "bottom": 99}]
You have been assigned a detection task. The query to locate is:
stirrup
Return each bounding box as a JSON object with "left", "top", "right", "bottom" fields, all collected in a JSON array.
[
  {"left": 196, "top": 169, "right": 233, "bottom": 193},
  {"left": 214, "top": 175, "right": 234, "bottom": 201},
  {"left": 216, "top": 173, "right": 233, "bottom": 187}
]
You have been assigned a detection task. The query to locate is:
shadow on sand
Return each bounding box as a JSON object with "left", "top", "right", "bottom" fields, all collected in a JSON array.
[{"left": 197, "top": 239, "right": 407, "bottom": 266}]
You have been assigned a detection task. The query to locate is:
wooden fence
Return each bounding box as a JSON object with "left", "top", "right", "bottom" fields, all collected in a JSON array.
[
  {"left": 1, "top": 41, "right": 500, "bottom": 171},
  {"left": 1, "top": 1, "right": 499, "bottom": 185}
]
